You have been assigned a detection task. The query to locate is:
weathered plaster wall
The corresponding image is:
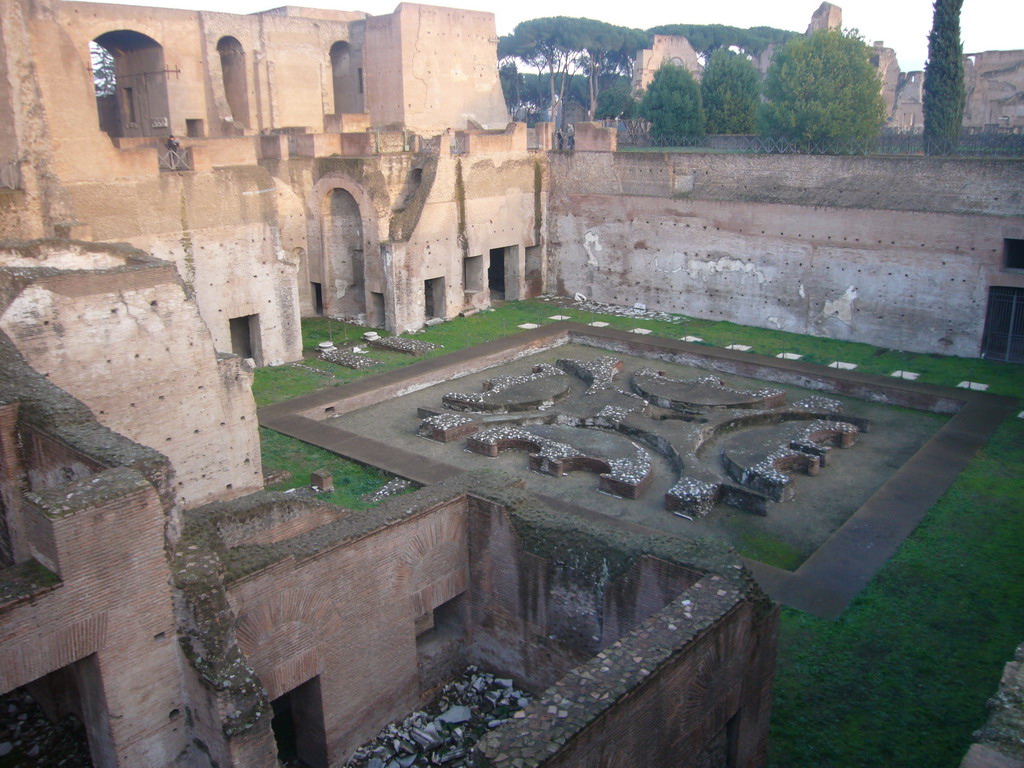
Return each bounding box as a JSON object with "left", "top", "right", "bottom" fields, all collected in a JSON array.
[
  {"left": 386, "top": 150, "right": 540, "bottom": 331},
  {"left": 548, "top": 152, "right": 1024, "bottom": 356},
  {"left": 364, "top": 3, "right": 509, "bottom": 133},
  {"left": 0, "top": 243, "right": 263, "bottom": 508},
  {"left": 64, "top": 167, "right": 303, "bottom": 365}
]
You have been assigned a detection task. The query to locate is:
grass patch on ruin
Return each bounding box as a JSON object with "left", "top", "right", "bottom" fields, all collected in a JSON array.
[
  {"left": 255, "top": 301, "right": 1021, "bottom": 406},
  {"left": 731, "top": 527, "right": 806, "bottom": 572},
  {"left": 768, "top": 413, "right": 1024, "bottom": 767},
  {"left": 259, "top": 427, "right": 408, "bottom": 509}
]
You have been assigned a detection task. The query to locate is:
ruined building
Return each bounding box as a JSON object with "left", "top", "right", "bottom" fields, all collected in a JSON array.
[{"left": 0, "top": 0, "right": 1022, "bottom": 765}]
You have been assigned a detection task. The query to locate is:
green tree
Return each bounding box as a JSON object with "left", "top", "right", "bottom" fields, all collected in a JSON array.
[
  {"left": 760, "top": 29, "right": 885, "bottom": 144},
  {"left": 640, "top": 64, "right": 705, "bottom": 139},
  {"left": 701, "top": 48, "right": 760, "bottom": 134},
  {"left": 595, "top": 81, "right": 638, "bottom": 119},
  {"left": 648, "top": 23, "right": 798, "bottom": 60},
  {"left": 576, "top": 20, "right": 647, "bottom": 118},
  {"left": 90, "top": 41, "right": 116, "bottom": 97},
  {"left": 502, "top": 18, "right": 647, "bottom": 123},
  {"left": 923, "top": 0, "right": 965, "bottom": 155},
  {"left": 500, "top": 18, "right": 585, "bottom": 127}
]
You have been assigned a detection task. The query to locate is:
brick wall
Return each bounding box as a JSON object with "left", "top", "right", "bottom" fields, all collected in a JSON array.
[
  {"left": 0, "top": 467, "right": 187, "bottom": 767},
  {"left": 216, "top": 487, "right": 767, "bottom": 766},
  {"left": 227, "top": 497, "right": 471, "bottom": 764}
]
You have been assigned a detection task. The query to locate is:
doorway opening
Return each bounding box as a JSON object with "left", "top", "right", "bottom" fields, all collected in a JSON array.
[
  {"left": 217, "top": 36, "right": 250, "bottom": 130},
  {"left": 311, "top": 283, "right": 324, "bottom": 315},
  {"left": 270, "top": 676, "right": 328, "bottom": 768},
  {"left": 5, "top": 656, "right": 114, "bottom": 766},
  {"left": 488, "top": 247, "right": 505, "bottom": 299},
  {"left": 229, "top": 314, "right": 261, "bottom": 364},
  {"left": 91, "top": 31, "right": 171, "bottom": 139},
  {"left": 323, "top": 188, "right": 365, "bottom": 318},
  {"left": 370, "top": 291, "right": 386, "bottom": 328},
  {"left": 425, "top": 277, "right": 445, "bottom": 320},
  {"left": 981, "top": 286, "right": 1024, "bottom": 363}
]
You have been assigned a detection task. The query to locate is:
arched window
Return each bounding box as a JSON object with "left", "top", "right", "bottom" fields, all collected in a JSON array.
[
  {"left": 92, "top": 30, "right": 170, "bottom": 139},
  {"left": 217, "top": 36, "right": 250, "bottom": 130},
  {"left": 330, "top": 41, "right": 363, "bottom": 115},
  {"left": 322, "top": 188, "right": 365, "bottom": 317}
]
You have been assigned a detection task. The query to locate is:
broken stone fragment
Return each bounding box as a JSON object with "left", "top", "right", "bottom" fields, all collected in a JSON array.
[
  {"left": 410, "top": 722, "right": 443, "bottom": 749},
  {"left": 436, "top": 705, "right": 472, "bottom": 724}
]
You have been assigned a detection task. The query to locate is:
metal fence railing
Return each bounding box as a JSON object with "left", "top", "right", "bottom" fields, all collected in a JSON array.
[
  {"left": 615, "top": 129, "right": 1024, "bottom": 159},
  {"left": 159, "top": 148, "right": 193, "bottom": 172}
]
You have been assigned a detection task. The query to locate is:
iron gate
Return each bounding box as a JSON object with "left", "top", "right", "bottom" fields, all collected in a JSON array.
[{"left": 981, "top": 286, "right": 1024, "bottom": 363}]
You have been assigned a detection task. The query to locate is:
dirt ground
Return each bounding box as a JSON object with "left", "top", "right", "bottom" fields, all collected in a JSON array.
[{"left": 331, "top": 344, "right": 947, "bottom": 568}]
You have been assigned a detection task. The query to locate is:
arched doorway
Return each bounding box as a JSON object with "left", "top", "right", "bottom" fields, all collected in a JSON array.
[
  {"left": 91, "top": 30, "right": 170, "bottom": 139},
  {"left": 329, "top": 41, "right": 363, "bottom": 115},
  {"left": 217, "top": 36, "right": 250, "bottom": 130},
  {"left": 322, "top": 189, "right": 365, "bottom": 318}
]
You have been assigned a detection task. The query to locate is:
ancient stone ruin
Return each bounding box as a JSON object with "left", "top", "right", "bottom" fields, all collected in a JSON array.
[
  {"left": 420, "top": 358, "right": 867, "bottom": 517},
  {"left": 0, "top": 0, "right": 1021, "bottom": 764}
]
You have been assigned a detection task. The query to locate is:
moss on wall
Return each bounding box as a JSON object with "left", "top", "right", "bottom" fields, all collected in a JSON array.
[{"left": 455, "top": 158, "right": 469, "bottom": 259}]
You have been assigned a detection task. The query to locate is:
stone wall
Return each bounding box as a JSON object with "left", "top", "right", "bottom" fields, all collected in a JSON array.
[
  {"left": 364, "top": 4, "right": 508, "bottom": 133},
  {"left": 0, "top": 331, "right": 187, "bottom": 767},
  {"left": 548, "top": 152, "right": 1024, "bottom": 357},
  {"left": 300, "top": 147, "right": 541, "bottom": 333},
  {"left": 170, "top": 475, "right": 775, "bottom": 767},
  {"left": 0, "top": 241, "right": 263, "bottom": 508},
  {"left": 964, "top": 50, "right": 1024, "bottom": 130}
]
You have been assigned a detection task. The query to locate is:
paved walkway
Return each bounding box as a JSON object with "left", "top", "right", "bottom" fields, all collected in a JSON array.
[{"left": 259, "top": 324, "right": 1016, "bottom": 619}]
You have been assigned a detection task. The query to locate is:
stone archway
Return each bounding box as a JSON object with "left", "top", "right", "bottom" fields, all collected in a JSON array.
[
  {"left": 329, "top": 41, "right": 363, "bottom": 115},
  {"left": 322, "top": 188, "right": 366, "bottom": 318},
  {"left": 217, "top": 36, "right": 250, "bottom": 130},
  {"left": 92, "top": 30, "right": 170, "bottom": 139}
]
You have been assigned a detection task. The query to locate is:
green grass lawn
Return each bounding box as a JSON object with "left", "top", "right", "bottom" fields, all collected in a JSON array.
[
  {"left": 253, "top": 299, "right": 1024, "bottom": 767},
  {"left": 769, "top": 414, "right": 1024, "bottom": 767}
]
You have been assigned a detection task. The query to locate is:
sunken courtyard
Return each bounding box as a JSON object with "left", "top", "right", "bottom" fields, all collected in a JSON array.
[{"left": 0, "top": 0, "right": 1022, "bottom": 765}]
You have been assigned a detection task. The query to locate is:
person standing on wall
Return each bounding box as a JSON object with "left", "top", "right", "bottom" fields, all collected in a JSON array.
[{"left": 165, "top": 135, "right": 183, "bottom": 170}]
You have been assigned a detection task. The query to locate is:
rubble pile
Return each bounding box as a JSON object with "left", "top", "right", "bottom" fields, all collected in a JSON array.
[
  {"left": 556, "top": 356, "right": 622, "bottom": 394},
  {"left": 539, "top": 294, "right": 684, "bottom": 324},
  {"left": 318, "top": 346, "right": 380, "bottom": 370},
  {"left": 361, "top": 477, "right": 414, "bottom": 504},
  {"left": 0, "top": 688, "right": 91, "bottom": 767},
  {"left": 368, "top": 336, "right": 440, "bottom": 356},
  {"left": 344, "top": 667, "right": 532, "bottom": 768}
]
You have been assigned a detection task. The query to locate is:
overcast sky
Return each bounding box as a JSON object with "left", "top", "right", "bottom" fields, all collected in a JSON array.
[{"left": 81, "top": 0, "right": 1020, "bottom": 72}]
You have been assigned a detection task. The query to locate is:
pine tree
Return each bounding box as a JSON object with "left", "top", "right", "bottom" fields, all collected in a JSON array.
[
  {"left": 760, "top": 29, "right": 885, "bottom": 145},
  {"left": 923, "top": 0, "right": 965, "bottom": 155},
  {"left": 640, "top": 65, "right": 705, "bottom": 140},
  {"left": 701, "top": 49, "right": 760, "bottom": 135}
]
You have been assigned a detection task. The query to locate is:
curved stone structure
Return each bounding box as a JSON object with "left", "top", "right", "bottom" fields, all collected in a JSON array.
[
  {"left": 466, "top": 424, "right": 653, "bottom": 499},
  {"left": 632, "top": 369, "right": 786, "bottom": 412},
  {"left": 442, "top": 364, "right": 570, "bottom": 412}
]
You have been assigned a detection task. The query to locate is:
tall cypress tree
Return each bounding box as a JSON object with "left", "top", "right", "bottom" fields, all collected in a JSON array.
[{"left": 922, "top": 0, "right": 965, "bottom": 155}]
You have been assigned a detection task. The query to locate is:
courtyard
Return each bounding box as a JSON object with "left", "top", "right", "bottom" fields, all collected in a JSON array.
[{"left": 255, "top": 299, "right": 1024, "bottom": 767}]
